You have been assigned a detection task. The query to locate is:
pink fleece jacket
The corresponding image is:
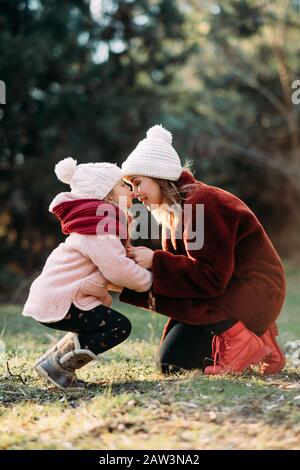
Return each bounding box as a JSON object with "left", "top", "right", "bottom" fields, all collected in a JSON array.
[{"left": 22, "top": 193, "right": 153, "bottom": 323}]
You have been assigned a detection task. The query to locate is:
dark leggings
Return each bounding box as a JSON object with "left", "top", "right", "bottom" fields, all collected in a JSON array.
[
  {"left": 156, "top": 319, "right": 237, "bottom": 374},
  {"left": 39, "top": 304, "right": 132, "bottom": 355}
]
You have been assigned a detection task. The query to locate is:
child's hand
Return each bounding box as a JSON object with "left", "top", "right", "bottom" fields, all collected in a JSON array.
[
  {"left": 80, "top": 280, "right": 113, "bottom": 307},
  {"left": 127, "top": 246, "right": 154, "bottom": 269},
  {"left": 96, "top": 285, "right": 113, "bottom": 307},
  {"left": 101, "top": 293, "right": 113, "bottom": 307}
]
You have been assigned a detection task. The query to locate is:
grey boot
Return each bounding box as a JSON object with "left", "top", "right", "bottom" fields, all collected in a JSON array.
[
  {"left": 36, "top": 332, "right": 74, "bottom": 366},
  {"left": 35, "top": 333, "right": 98, "bottom": 390}
]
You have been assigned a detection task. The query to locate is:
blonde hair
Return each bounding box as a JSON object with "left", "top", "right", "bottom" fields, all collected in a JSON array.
[{"left": 152, "top": 166, "right": 197, "bottom": 229}]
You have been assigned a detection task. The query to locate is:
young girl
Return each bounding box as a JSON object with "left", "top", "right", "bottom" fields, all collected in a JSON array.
[
  {"left": 22, "top": 158, "right": 152, "bottom": 389},
  {"left": 120, "top": 124, "right": 286, "bottom": 376}
]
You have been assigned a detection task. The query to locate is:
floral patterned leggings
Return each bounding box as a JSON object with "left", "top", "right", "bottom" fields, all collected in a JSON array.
[{"left": 40, "top": 303, "right": 132, "bottom": 355}]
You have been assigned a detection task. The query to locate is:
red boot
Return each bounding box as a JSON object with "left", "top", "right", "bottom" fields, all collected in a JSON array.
[
  {"left": 259, "top": 323, "right": 286, "bottom": 375},
  {"left": 204, "top": 322, "right": 272, "bottom": 375}
]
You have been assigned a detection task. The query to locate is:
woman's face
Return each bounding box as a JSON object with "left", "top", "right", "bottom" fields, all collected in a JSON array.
[
  {"left": 126, "top": 176, "right": 162, "bottom": 208},
  {"left": 108, "top": 179, "right": 133, "bottom": 209}
]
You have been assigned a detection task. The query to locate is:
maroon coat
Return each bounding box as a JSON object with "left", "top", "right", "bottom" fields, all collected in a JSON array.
[{"left": 120, "top": 171, "right": 286, "bottom": 340}]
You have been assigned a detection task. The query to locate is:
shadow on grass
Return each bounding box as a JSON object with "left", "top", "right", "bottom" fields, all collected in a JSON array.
[
  {"left": 0, "top": 376, "right": 174, "bottom": 407},
  {"left": 2, "top": 367, "right": 300, "bottom": 407}
]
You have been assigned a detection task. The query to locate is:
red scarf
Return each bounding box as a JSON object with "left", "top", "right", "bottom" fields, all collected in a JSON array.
[{"left": 52, "top": 199, "right": 129, "bottom": 241}]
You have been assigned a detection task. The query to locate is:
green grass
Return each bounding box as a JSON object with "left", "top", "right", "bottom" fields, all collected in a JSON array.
[{"left": 1, "top": 262, "right": 300, "bottom": 450}]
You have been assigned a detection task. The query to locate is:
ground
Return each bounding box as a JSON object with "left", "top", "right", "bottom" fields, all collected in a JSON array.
[{"left": 0, "top": 263, "right": 300, "bottom": 450}]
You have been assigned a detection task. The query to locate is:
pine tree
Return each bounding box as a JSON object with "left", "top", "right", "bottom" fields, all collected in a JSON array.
[{"left": 0, "top": 0, "right": 192, "bottom": 299}]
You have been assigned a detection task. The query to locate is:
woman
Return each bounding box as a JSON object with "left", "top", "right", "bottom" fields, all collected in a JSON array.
[{"left": 120, "top": 124, "right": 286, "bottom": 375}]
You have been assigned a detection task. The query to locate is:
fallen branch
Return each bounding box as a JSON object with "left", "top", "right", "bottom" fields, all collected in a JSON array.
[{"left": 6, "top": 361, "right": 27, "bottom": 385}]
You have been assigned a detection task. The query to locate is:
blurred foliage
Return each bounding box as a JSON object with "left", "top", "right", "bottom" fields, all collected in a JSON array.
[
  {"left": 0, "top": 0, "right": 300, "bottom": 301},
  {"left": 184, "top": 0, "right": 300, "bottom": 245}
]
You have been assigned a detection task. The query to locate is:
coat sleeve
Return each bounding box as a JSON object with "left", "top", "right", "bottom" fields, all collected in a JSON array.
[
  {"left": 152, "top": 195, "right": 241, "bottom": 299},
  {"left": 82, "top": 236, "right": 153, "bottom": 292},
  {"left": 119, "top": 288, "right": 150, "bottom": 309}
]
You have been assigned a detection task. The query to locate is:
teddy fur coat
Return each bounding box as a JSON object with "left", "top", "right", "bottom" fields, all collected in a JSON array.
[{"left": 120, "top": 171, "right": 286, "bottom": 339}]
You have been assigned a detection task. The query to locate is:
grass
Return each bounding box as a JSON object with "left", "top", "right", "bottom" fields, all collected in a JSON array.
[{"left": 0, "top": 262, "right": 300, "bottom": 450}]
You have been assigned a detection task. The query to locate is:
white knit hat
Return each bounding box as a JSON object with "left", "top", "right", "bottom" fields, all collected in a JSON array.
[
  {"left": 121, "top": 124, "right": 183, "bottom": 181},
  {"left": 54, "top": 158, "right": 122, "bottom": 200}
]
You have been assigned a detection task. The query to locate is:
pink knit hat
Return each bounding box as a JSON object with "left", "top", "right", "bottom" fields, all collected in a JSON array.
[{"left": 54, "top": 157, "right": 122, "bottom": 200}]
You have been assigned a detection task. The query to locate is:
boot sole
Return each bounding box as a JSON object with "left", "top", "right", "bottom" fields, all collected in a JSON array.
[{"left": 35, "top": 364, "right": 84, "bottom": 391}]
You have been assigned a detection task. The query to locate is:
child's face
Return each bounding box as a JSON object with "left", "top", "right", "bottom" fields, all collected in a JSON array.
[
  {"left": 109, "top": 179, "right": 133, "bottom": 209},
  {"left": 125, "top": 176, "right": 162, "bottom": 208}
]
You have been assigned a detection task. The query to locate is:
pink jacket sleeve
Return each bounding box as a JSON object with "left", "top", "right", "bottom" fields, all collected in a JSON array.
[{"left": 81, "top": 236, "right": 153, "bottom": 292}]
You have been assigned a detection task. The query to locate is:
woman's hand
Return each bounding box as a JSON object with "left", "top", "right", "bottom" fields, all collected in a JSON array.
[{"left": 126, "top": 246, "right": 154, "bottom": 269}]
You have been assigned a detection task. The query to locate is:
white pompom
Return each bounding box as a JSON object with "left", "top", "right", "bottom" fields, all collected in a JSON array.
[
  {"left": 146, "top": 124, "right": 172, "bottom": 144},
  {"left": 54, "top": 157, "right": 77, "bottom": 184}
]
